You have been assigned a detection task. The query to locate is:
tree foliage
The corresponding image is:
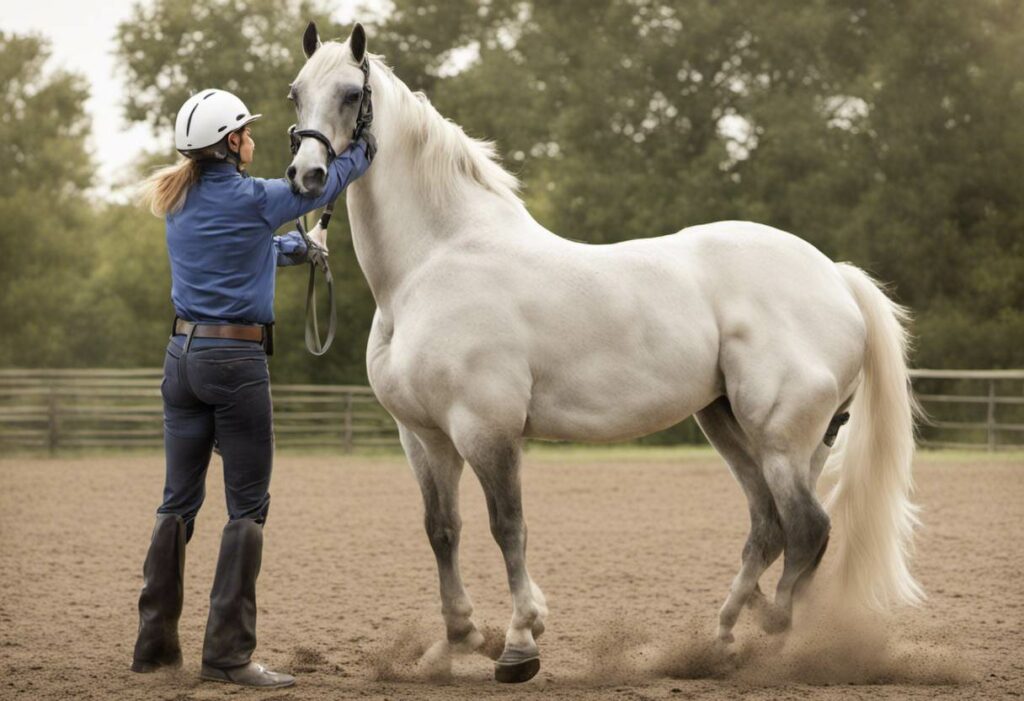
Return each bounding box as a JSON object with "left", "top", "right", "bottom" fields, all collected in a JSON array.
[
  {"left": 370, "top": 0, "right": 1024, "bottom": 368},
  {"left": 1, "top": 0, "right": 1022, "bottom": 388},
  {"left": 0, "top": 33, "right": 96, "bottom": 366}
]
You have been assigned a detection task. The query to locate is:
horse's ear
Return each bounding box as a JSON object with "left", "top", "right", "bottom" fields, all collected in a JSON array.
[
  {"left": 303, "top": 21, "right": 321, "bottom": 59},
  {"left": 350, "top": 23, "right": 367, "bottom": 64}
]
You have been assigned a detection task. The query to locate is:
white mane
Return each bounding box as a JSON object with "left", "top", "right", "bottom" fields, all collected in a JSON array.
[
  {"left": 304, "top": 42, "right": 522, "bottom": 205},
  {"left": 391, "top": 79, "right": 522, "bottom": 205}
]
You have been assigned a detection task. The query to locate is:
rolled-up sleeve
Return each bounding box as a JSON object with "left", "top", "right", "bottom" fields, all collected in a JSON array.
[
  {"left": 254, "top": 140, "right": 372, "bottom": 231},
  {"left": 273, "top": 231, "right": 309, "bottom": 267}
]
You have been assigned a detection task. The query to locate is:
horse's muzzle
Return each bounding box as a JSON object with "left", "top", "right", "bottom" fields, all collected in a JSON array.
[{"left": 285, "top": 164, "right": 326, "bottom": 197}]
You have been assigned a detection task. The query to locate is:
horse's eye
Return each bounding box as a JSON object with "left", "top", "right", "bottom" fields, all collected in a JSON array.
[{"left": 343, "top": 89, "right": 362, "bottom": 105}]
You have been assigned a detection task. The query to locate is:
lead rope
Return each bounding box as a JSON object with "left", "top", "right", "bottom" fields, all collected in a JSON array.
[{"left": 297, "top": 206, "right": 337, "bottom": 356}]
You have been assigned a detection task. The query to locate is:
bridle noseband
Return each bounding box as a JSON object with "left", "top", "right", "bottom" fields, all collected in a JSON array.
[{"left": 288, "top": 127, "right": 336, "bottom": 162}]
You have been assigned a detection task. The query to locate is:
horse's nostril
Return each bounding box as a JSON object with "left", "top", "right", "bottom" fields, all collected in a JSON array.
[
  {"left": 302, "top": 166, "right": 327, "bottom": 191},
  {"left": 286, "top": 165, "right": 297, "bottom": 181}
]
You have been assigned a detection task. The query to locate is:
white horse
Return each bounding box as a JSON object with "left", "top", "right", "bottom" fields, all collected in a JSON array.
[{"left": 287, "top": 24, "right": 923, "bottom": 683}]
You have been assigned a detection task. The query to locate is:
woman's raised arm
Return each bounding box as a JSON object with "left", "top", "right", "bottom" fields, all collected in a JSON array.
[{"left": 255, "top": 138, "right": 372, "bottom": 231}]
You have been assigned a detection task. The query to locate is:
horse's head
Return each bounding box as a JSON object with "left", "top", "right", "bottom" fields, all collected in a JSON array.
[{"left": 286, "top": 22, "right": 369, "bottom": 196}]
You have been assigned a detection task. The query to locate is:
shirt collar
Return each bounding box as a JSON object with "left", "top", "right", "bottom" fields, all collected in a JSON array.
[{"left": 200, "top": 161, "right": 243, "bottom": 177}]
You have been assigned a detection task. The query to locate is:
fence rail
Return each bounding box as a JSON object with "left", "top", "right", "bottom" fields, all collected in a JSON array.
[
  {"left": 0, "top": 368, "right": 398, "bottom": 453},
  {"left": 0, "top": 368, "right": 1021, "bottom": 453},
  {"left": 910, "top": 369, "right": 1024, "bottom": 451}
]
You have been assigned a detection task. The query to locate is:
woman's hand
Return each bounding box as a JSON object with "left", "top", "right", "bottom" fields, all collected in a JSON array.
[
  {"left": 307, "top": 221, "right": 328, "bottom": 253},
  {"left": 304, "top": 221, "right": 329, "bottom": 273}
]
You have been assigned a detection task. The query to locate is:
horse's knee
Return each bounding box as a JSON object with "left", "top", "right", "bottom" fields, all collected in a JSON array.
[{"left": 425, "top": 512, "right": 462, "bottom": 557}]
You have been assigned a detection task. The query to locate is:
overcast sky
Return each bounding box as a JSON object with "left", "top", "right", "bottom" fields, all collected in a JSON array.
[{"left": 3, "top": 0, "right": 383, "bottom": 199}]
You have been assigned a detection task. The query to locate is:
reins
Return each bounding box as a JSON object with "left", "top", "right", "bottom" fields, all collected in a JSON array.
[{"left": 289, "top": 57, "right": 373, "bottom": 356}]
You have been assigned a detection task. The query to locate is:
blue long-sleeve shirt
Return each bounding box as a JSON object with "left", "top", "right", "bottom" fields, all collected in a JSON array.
[{"left": 166, "top": 140, "right": 371, "bottom": 325}]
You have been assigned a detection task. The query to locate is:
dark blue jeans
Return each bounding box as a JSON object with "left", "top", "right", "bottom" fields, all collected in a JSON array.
[{"left": 157, "top": 337, "right": 274, "bottom": 541}]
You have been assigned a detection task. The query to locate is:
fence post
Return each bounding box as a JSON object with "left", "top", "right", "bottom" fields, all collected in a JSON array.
[
  {"left": 343, "top": 392, "right": 353, "bottom": 453},
  {"left": 47, "top": 384, "right": 59, "bottom": 456},
  {"left": 986, "top": 379, "right": 996, "bottom": 452}
]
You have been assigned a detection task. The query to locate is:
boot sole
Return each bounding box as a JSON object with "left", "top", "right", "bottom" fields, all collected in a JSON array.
[
  {"left": 131, "top": 657, "right": 182, "bottom": 673},
  {"left": 200, "top": 666, "right": 295, "bottom": 688}
]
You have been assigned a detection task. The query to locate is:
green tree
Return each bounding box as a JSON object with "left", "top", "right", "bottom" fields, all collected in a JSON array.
[
  {"left": 105, "top": 0, "right": 1024, "bottom": 377},
  {"left": 372, "top": 0, "right": 1024, "bottom": 368},
  {"left": 0, "top": 32, "right": 98, "bottom": 367}
]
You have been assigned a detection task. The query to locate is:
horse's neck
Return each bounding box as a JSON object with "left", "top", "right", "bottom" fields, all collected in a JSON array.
[
  {"left": 345, "top": 153, "right": 430, "bottom": 310},
  {"left": 346, "top": 122, "right": 526, "bottom": 311}
]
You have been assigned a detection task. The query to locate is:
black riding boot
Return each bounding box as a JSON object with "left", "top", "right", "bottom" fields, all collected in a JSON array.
[
  {"left": 200, "top": 518, "right": 294, "bottom": 688},
  {"left": 131, "top": 513, "right": 186, "bottom": 672}
]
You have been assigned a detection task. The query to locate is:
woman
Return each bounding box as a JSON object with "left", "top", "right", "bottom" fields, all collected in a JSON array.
[{"left": 130, "top": 88, "right": 374, "bottom": 688}]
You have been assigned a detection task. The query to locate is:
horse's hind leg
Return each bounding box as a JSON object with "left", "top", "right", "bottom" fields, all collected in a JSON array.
[
  {"left": 765, "top": 405, "right": 852, "bottom": 625},
  {"left": 458, "top": 432, "right": 545, "bottom": 684},
  {"left": 760, "top": 449, "right": 831, "bottom": 631},
  {"left": 756, "top": 391, "right": 836, "bottom": 632},
  {"left": 398, "top": 424, "right": 484, "bottom": 659},
  {"left": 696, "top": 397, "right": 784, "bottom": 643}
]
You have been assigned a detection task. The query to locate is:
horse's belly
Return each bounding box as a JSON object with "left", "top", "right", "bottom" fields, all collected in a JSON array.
[{"left": 523, "top": 354, "right": 720, "bottom": 442}]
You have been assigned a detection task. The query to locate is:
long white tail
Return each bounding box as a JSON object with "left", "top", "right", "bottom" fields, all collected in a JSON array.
[{"left": 826, "top": 263, "right": 924, "bottom": 610}]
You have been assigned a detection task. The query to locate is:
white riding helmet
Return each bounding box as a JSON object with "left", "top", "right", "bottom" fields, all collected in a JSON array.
[{"left": 174, "top": 89, "right": 261, "bottom": 154}]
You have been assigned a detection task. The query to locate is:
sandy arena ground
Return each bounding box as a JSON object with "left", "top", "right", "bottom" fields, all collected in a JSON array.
[{"left": 1, "top": 448, "right": 1022, "bottom": 700}]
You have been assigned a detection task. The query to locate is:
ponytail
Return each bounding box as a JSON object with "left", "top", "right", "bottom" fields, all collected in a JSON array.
[{"left": 138, "top": 157, "right": 202, "bottom": 217}]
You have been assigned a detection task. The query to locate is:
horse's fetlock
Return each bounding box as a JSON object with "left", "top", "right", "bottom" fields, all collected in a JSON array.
[
  {"left": 514, "top": 603, "right": 541, "bottom": 630},
  {"left": 445, "top": 616, "right": 477, "bottom": 643}
]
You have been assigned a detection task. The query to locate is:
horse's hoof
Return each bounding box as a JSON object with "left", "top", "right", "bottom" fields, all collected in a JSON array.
[
  {"left": 415, "top": 641, "right": 453, "bottom": 680},
  {"left": 494, "top": 656, "right": 540, "bottom": 684}
]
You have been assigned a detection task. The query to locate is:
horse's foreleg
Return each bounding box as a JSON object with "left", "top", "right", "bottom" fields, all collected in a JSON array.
[
  {"left": 464, "top": 437, "right": 545, "bottom": 684},
  {"left": 697, "top": 398, "right": 784, "bottom": 642},
  {"left": 398, "top": 425, "right": 484, "bottom": 658}
]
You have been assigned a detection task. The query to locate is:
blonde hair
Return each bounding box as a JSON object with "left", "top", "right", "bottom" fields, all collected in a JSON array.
[{"left": 138, "top": 158, "right": 202, "bottom": 217}]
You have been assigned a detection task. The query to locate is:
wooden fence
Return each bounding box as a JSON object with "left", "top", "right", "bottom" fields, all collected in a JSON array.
[
  {"left": 0, "top": 368, "right": 1021, "bottom": 453},
  {"left": 910, "top": 369, "right": 1024, "bottom": 451},
  {"left": 0, "top": 369, "right": 398, "bottom": 453}
]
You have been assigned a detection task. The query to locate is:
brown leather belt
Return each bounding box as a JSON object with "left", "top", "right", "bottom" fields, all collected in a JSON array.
[{"left": 172, "top": 318, "right": 273, "bottom": 354}]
